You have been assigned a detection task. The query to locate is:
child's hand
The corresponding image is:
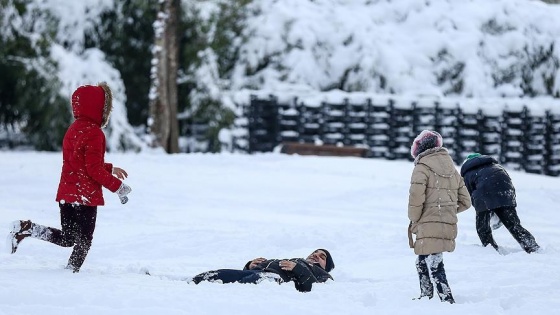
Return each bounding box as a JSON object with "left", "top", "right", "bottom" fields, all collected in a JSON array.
[
  {"left": 248, "top": 257, "right": 266, "bottom": 269},
  {"left": 113, "top": 167, "right": 128, "bottom": 180}
]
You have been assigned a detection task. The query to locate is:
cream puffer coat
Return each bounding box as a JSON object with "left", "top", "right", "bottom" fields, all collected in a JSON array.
[{"left": 408, "top": 148, "right": 471, "bottom": 255}]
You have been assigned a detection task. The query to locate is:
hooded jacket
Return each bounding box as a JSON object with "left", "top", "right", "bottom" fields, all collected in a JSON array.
[
  {"left": 243, "top": 258, "right": 333, "bottom": 292},
  {"left": 460, "top": 155, "right": 516, "bottom": 212},
  {"left": 56, "top": 84, "right": 122, "bottom": 206},
  {"left": 408, "top": 148, "right": 471, "bottom": 255}
]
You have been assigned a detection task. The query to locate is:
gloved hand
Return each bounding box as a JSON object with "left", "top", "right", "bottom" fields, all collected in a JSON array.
[{"left": 116, "top": 183, "right": 132, "bottom": 204}]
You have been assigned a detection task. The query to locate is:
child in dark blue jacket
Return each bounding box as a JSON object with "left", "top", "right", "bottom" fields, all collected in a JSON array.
[{"left": 460, "top": 153, "right": 540, "bottom": 253}]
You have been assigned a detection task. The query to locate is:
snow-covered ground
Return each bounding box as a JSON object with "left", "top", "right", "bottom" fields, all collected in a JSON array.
[{"left": 1, "top": 151, "right": 559, "bottom": 314}]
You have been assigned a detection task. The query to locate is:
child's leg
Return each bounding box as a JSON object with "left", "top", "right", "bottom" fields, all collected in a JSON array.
[
  {"left": 67, "top": 205, "right": 97, "bottom": 272},
  {"left": 495, "top": 207, "right": 540, "bottom": 253},
  {"left": 427, "top": 253, "right": 454, "bottom": 304},
  {"left": 31, "top": 202, "right": 82, "bottom": 247},
  {"left": 415, "top": 255, "right": 433, "bottom": 299},
  {"left": 9, "top": 204, "right": 77, "bottom": 253},
  {"left": 191, "top": 269, "right": 264, "bottom": 284},
  {"left": 476, "top": 211, "right": 498, "bottom": 249},
  {"left": 28, "top": 203, "right": 80, "bottom": 246}
]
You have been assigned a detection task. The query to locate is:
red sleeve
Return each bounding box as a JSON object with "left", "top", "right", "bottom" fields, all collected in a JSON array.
[
  {"left": 84, "top": 129, "right": 122, "bottom": 192},
  {"left": 104, "top": 163, "right": 113, "bottom": 173}
]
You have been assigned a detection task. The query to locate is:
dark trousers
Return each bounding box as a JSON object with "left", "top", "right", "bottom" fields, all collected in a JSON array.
[
  {"left": 476, "top": 206, "right": 539, "bottom": 253},
  {"left": 416, "top": 253, "right": 454, "bottom": 303},
  {"left": 31, "top": 203, "right": 97, "bottom": 271},
  {"left": 191, "top": 269, "right": 274, "bottom": 285}
]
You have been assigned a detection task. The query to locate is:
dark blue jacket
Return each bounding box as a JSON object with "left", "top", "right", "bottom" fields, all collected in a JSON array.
[
  {"left": 460, "top": 155, "right": 516, "bottom": 212},
  {"left": 243, "top": 258, "right": 332, "bottom": 292}
]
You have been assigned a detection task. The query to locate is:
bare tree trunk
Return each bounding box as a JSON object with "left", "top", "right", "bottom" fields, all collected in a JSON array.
[
  {"left": 166, "top": 0, "right": 180, "bottom": 153},
  {"left": 148, "top": 0, "right": 179, "bottom": 153}
]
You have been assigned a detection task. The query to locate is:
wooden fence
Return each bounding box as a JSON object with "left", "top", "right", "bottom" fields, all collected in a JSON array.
[{"left": 234, "top": 95, "right": 560, "bottom": 176}]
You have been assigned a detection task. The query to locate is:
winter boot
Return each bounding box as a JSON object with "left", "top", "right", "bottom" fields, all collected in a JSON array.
[
  {"left": 435, "top": 282, "right": 455, "bottom": 304},
  {"left": 515, "top": 229, "right": 540, "bottom": 254},
  {"left": 525, "top": 244, "right": 541, "bottom": 254},
  {"left": 415, "top": 255, "right": 434, "bottom": 299},
  {"left": 191, "top": 271, "right": 219, "bottom": 284},
  {"left": 65, "top": 263, "right": 80, "bottom": 273},
  {"left": 8, "top": 220, "right": 33, "bottom": 254},
  {"left": 427, "top": 253, "right": 455, "bottom": 304},
  {"left": 66, "top": 242, "right": 91, "bottom": 273}
]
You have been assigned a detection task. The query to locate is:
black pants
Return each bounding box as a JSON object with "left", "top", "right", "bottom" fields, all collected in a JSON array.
[
  {"left": 30, "top": 203, "right": 97, "bottom": 271},
  {"left": 416, "top": 253, "right": 454, "bottom": 303},
  {"left": 476, "top": 206, "right": 539, "bottom": 253},
  {"left": 191, "top": 269, "right": 279, "bottom": 285}
]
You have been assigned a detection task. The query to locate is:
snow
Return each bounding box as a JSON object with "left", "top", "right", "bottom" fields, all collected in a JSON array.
[
  {"left": 27, "top": 0, "right": 147, "bottom": 152},
  {"left": 228, "top": 0, "right": 560, "bottom": 98},
  {"left": 1, "top": 151, "right": 559, "bottom": 314},
  {"left": 225, "top": 0, "right": 560, "bottom": 119},
  {"left": 6, "top": 1, "right": 560, "bottom": 310},
  {"left": 14, "top": 0, "right": 560, "bottom": 152}
]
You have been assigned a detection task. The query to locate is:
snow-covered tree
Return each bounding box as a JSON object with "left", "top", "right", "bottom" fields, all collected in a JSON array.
[
  {"left": 11, "top": 0, "right": 150, "bottom": 152},
  {"left": 85, "top": 0, "right": 157, "bottom": 127},
  {"left": 0, "top": 0, "right": 70, "bottom": 150},
  {"left": 176, "top": 0, "right": 247, "bottom": 152},
  {"left": 228, "top": 0, "right": 560, "bottom": 99}
]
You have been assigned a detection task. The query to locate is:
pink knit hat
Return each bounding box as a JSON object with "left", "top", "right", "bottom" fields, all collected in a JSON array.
[{"left": 410, "top": 130, "right": 443, "bottom": 158}]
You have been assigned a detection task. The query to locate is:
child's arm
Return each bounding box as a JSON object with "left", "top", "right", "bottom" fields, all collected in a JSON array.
[
  {"left": 408, "top": 165, "right": 428, "bottom": 223},
  {"left": 103, "top": 163, "right": 113, "bottom": 173},
  {"left": 83, "top": 130, "right": 122, "bottom": 193}
]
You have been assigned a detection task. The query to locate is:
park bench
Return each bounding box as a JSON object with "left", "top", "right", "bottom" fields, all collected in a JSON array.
[{"left": 279, "top": 142, "right": 371, "bottom": 158}]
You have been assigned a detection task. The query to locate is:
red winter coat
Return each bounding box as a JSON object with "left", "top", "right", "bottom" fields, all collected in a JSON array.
[{"left": 56, "top": 84, "right": 122, "bottom": 206}]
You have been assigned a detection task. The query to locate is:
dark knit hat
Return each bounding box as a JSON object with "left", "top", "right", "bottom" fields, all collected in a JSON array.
[
  {"left": 410, "top": 130, "right": 443, "bottom": 158},
  {"left": 318, "top": 248, "right": 335, "bottom": 272}
]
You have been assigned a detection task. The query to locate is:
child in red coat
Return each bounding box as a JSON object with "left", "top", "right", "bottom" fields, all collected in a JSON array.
[{"left": 9, "top": 82, "right": 132, "bottom": 272}]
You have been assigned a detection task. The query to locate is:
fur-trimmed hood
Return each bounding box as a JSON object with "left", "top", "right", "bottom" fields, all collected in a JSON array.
[
  {"left": 71, "top": 82, "right": 113, "bottom": 128},
  {"left": 411, "top": 130, "right": 443, "bottom": 159}
]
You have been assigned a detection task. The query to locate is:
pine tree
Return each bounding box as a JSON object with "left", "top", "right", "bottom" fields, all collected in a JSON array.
[{"left": 0, "top": 0, "right": 70, "bottom": 150}]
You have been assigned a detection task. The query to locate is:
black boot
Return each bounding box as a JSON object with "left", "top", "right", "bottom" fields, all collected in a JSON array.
[
  {"left": 435, "top": 282, "right": 455, "bottom": 304},
  {"left": 191, "top": 271, "right": 220, "bottom": 284},
  {"left": 416, "top": 255, "right": 433, "bottom": 299},
  {"left": 427, "top": 253, "right": 455, "bottom": 304}
]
